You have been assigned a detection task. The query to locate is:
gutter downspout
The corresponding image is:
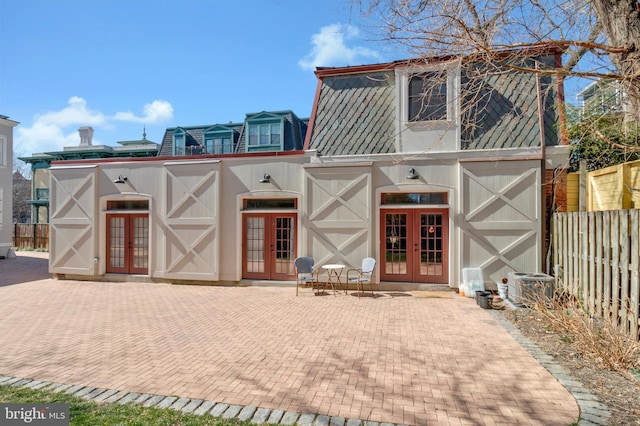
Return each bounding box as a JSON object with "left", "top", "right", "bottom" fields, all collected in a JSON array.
[{"left": 536, "top": 68, "right": 548, "bottom": 273}]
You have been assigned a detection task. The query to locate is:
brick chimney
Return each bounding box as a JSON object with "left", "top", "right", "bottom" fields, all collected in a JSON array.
[{"left": 79, "top": 126, "right": 94, "bottom": 146}]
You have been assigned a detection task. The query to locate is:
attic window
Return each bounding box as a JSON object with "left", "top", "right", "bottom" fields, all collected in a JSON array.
[{"left": 409, "top": 71, "right": 448, "bottom": 122}]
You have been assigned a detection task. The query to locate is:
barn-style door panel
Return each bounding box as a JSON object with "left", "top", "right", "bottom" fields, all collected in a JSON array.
[
  {"left": 304, "top": 166, "right": 372, "bottom": 267},
  {"left": 49, "top": 167, "right": 96, "bottom": 274},
  {"left": 162, "top": 162, "right": 219, "bottom": 280},
  {"left": 460, "top": 161, "right": 541, "bottom": 282}
]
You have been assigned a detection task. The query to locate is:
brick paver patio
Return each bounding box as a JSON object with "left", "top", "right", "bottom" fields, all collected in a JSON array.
[{"left": 0, "top": 252, "right": 579, "bottom": 425}]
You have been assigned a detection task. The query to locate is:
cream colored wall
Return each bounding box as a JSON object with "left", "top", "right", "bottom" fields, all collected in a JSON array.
[
  {"left": 48, "top": 150, "right": 554, "bottom": 289},
  {"left": 374, "top": 160, "right": 458, "bottom": 285},
  {"left": 222, "top": 156, "right": 310, "bottom": 281},
  {"left": 394, "top": 65, "right": 461, "bottom": 154}
]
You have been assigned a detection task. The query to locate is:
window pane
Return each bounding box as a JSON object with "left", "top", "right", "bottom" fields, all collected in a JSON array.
[
  {"left": 107, "top": 200, "right": 150, "bottom": 210},
  {"left": 409, "top": 73, "right": 448, "bottom": 121},
  {"left": 382, "top": 193, "right": 447, "bottom": 205},
  {"left": 260, "top": 124, "right": 269, "bottom": 145},
  {"left": 245, "top": 199, "right": 296, "bottom": 209},
  {"left": 248, "top": 126, "right": 259, "bottom": 145},
  {"left": 270, "top": 123, "right": 281, "bottom": 144},
  {"left": 174, "top": 135, "right": 185, "bottom": 155}
]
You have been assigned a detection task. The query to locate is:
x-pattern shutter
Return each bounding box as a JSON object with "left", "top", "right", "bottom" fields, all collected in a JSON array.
[
  {"left": 162, "top": 162, "right": 219, "bottom": 280},
  {"left": 460, "top": 161, "right": 541, "bottom": 281},
  {"left": 49, "top": 167, "right": 96, "bottom": 274},
  {"left": 305, "top": 167, "right": 372, "bottom": 266}
]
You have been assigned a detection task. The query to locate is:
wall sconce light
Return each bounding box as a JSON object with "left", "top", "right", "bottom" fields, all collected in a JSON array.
[
  {"left": 406, "top": 168, "right": 419, "bottom": 180},
  {"left": 259, "top": 173, "right": 271, "bottom": 183},
  {"left": 114, "top": 175, "right": 128, "bottom": 184}
]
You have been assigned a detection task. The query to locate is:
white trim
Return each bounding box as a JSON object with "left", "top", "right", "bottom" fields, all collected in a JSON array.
[
  {"left": 163, "top": 159, "right": 221, "bottom": 166},
  {"left": 49, "top": 164, "right": 98, "bottom": 170}
]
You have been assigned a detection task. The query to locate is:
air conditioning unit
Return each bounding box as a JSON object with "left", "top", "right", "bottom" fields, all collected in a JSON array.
[{"left": 507, "top": 272, "right": 555, "bottom": 306}]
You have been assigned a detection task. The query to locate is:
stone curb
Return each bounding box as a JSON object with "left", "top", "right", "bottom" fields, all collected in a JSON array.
[
  {"left": 0, "top": 376, "right": 392, "bottom": 425},
  {"left": 489, "top": 310, "right": 612, "bottom": 426}
]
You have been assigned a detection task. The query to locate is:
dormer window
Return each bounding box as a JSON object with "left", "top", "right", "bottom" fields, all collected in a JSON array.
[
  {"left": 203, "top": 127, "right": 233, "bottom": 154},
  {"left": 397, "top": 64, "right": 458, "bottom": 125},
  {"left": 246, "top": 113, "right": 284, "bottom": 152},
  {"left": 173, "top": 128, "right": 185, "bottom": 156},
  {"left": 409, "top": 72, "right": 448, "bottom": 122}
]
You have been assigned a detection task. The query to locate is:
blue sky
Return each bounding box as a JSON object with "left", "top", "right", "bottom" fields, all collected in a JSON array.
[{"left": 1, "top": 0, "right": 394, "bottom": 160}]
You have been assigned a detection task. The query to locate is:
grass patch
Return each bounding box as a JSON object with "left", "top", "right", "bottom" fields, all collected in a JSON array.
[{"left": 0, "top": 384, "right": 259, "bottom": 425}]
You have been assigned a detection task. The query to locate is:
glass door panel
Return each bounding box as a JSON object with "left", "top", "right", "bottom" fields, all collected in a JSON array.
[
  {"left": 380, "top": 209, "right": 448, "bottom": 283},
  {"left": 245, "top": 217, "right": 265, "bottom": 274},
  {"left": 107, "top": 213, "right": 149, "bottom": 274},
  {"left": 243, "top": 213, "right": 296, "bottom": 280}
]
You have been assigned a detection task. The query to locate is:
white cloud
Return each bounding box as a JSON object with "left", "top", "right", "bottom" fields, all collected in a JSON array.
[
  {"left": 37, "top": 96, "right": 108, "bottom": 127},
  {"left": 298, "top": 23, "right": 382, "bottom": 71},
  {"left": 15, "top": 97, "right": 174, "bottom": 156},
  {"left": 113, "top": 100, "right": 174, "bottom": 124}
]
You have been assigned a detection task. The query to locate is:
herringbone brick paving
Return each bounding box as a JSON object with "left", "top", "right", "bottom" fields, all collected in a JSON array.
[{"left": 0, "top": 252, "right": 579, "bottom": 425}]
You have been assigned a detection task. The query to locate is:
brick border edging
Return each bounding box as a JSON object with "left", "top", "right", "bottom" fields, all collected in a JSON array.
[
  {"left": 489, "top": 311, "right": 611, "bottom": 426},
  {"left": 0, "top": 375, "right": 404, "bottom": 426}
]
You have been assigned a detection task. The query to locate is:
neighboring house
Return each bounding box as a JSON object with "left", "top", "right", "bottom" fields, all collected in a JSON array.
[
  {"left": 46, "top": 49, "right": 569, "bottom": 288},
  {"left": 19, "top": 126, "right": 159, "bottom": 223},
  {"left": 0, "top": 114, "right": 19, "bottom": 258},
  {"left": 13, "top": 171, "right": 31, "bottom": 223},
  {"left": 576, "top": 79, "right": 625, "bottom": 116},
  {"left": 158, "top": 110, "right": 308, "bottom": 156}
]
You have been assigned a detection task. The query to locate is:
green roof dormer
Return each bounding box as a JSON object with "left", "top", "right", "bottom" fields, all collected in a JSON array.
[
  {"left": 203, "top": 125, "right": 234, "bottom": 154},
  {"left": 245, "top": 112, "right": 284, "bottom": 153}
]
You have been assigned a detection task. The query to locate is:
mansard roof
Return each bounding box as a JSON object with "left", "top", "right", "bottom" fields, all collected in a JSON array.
[
  {"left": 306, "top": 49, "right": 563, "bottom": 155},
  {"left": 158, "top": 110, "right": 309, "bottom": 157}
]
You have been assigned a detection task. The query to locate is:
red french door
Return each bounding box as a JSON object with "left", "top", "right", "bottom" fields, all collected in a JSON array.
[
  {"left": 106, "top": 213, "right": 149, "bottom": 274},
  {"left": 380, "top": 209, "right": 448, "bottom": 283},
  {"left": 242, "top": 213, "right": 296, "bottom": 280}
]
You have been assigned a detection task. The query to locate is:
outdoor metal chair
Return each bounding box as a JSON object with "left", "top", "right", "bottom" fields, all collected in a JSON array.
[
  {"left": 347, "top": 257, "right": 376, "bottom": 298},
  {"left": 294, "top": 256, "right": 319, "bottom": 296}
]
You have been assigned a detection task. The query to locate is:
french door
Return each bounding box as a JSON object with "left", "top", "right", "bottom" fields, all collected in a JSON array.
[
  {"left": 380, "top": 209, "right": 448, "bottom": 283},
  {"left": 242, "top": 213, "right": 296, "bottom": 280},
  {"left": 106, "top": 213, "right": 149, "bottom": 274}
]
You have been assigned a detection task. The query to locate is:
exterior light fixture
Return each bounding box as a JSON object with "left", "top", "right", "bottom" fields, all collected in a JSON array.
[
  {"left": 114, "top": 175, "right": 128, "bottom": 184},
  {"left": 406, "top": 168, "right": 419, "bottom": 180},
  {"left": 259, "top": 173, "right": 271, "bottom": 183}
]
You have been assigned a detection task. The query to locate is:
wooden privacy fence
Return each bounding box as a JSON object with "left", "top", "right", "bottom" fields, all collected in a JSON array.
[
  {"left": 552, "top": 210, "right": 640, "bottom": 341},
  {"left": 566, "top": 159, "right": 640, "bottom": 212},
  {"left": 12, "top": 223, "right": 49, "bottom": 250}
]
